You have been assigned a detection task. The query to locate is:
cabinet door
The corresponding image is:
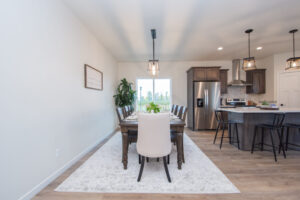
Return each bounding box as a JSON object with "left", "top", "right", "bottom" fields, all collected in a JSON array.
[
  {"left": 206, "top": 68, "right": 220, "bottom": 81},
  {"left": 219, "top": 70, "right": 228, "bottom": 94},
  {"left": 194, "top": 69, "right": 206, "bottom": 81},
  {"left": 246, "top": 69, "right": 265, "bottom": 94}
]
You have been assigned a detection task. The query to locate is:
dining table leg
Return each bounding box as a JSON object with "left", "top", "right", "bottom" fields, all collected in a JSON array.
[
  {"left": 176, "top": 132, "right": 183, "bottom": 169},
  {"left": 121, "top": 131, "right": 129, "bottom": 170}
]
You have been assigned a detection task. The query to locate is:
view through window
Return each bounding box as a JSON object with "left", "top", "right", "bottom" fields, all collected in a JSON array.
[{"left": 136, "top": 79, "right": 171, "bottom": 112}]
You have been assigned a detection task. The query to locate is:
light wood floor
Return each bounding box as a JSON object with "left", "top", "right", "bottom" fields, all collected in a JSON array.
[{"left": 34, "top": 129, "right": 300, "bottom": 200}]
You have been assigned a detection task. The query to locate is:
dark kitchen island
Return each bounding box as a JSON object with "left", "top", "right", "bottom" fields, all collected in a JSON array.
[{"left": 217, "top": 107, "right": 300, "bottom": 150}]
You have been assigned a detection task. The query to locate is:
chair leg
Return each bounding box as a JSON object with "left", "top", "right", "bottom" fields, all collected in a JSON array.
[
  {"left": 139, "top": 155, "right": 141, "bottom": 164},
  {"left": 163, "top": 156, "right": 171, "bottom": 182},
  {"left": 157, "top": 158, "right": 159, "bottom": 162},
  {"left": 146, "top": 157, "right": 149, "bottom": 162},
  {"left": 220, "top": 124, "right": 226, "bottom": 149},
  {"left": 182, "top": 136, "right": 185, "bottom": 163},
  {"left": 137, "top": 156, "right": 145, "bottom": 182},
  {"left": 167, "top": 155, "right": 170, "bottom": 164},
  {"left": 261, "top": 127, "right": 264, "bottom": 151},
  {"left": 277, "top": 128, "right": 286, "bottom": 158},
  {"left": 270, "top": 129, "right": 277, "bottom": 162},
  {"left": 251, "top": 126, "right": 258, "bottom": 154},
  {"left": 286, "top": 127, "right": 290, "bottom": 151},
  {"left": 235, "top": 123, "right": 240, "bottom": 149},
  {"left": 228, "top": 123, "right": 232, "bottom": 144},
  {"left": 213, "top": 123, "right": 220, "bottom": 144}
]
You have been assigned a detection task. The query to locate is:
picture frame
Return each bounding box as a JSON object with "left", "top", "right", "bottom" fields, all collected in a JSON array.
[{"left": 84, "top": 64, "right": 103, "bottom": 91}]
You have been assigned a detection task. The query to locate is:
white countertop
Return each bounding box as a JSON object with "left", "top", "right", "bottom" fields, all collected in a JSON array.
[{"left": 217, "top": 107, "right": 300, "bottom": 113}]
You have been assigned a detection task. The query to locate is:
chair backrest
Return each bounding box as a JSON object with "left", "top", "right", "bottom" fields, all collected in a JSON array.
[
  {"left": 116, "top": 107, "right": 125, "bottom": 123},
  {"left": 123, "top": 106, "right": 130, "bottom": 118},
  {"left": 181, "top": 107, "right": 188, "bottom": 121},
  {"left": 272, "top": 113, "right": 285, "bottom": 128},
  {"left": 137, "top": 113, "right": 171, "bottom": 158},
  {"left": 177, "top": 106, "right": 183, "bottom": 118},
  {"left": 171, "top": 104, "right": 175, "bottom": 113},
  {"left": 215, "top": 110, "right": 225, "bottom": 123},
  {"left": 173, "top": 105, "right": 179, "bottom": 115}
]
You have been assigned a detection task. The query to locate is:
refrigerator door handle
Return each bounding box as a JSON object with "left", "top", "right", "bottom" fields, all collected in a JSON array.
[{"left": 205, "top": 89, "right": 208, "bottom": 108}]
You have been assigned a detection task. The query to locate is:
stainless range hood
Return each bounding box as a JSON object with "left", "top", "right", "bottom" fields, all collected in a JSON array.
[{"left": 228, "top": 59, "right": 252, "bottom": 87}]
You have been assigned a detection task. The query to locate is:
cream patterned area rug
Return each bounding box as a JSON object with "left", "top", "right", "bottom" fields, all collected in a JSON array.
[{"left": 55, "top": 132, "right": 240, "bottom": 194}]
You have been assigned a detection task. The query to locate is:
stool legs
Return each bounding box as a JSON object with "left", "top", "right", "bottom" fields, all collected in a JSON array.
[
  {"left": 261, "top": 128, "right": 264, "bottom": 151},
  {"left": 220, "top": 124, "right": 226, "bottom": 149},
  {"left": 277, "top": 128, "right": 286, "bottom": 158},
  {"left": 235, "top": 123, "right": 240, "bottom": 149},
  {"left": 270, "top": 129, "right": 277, "bottom": 162},
  {"left": 251, "top": 126, "right": 258, "bottom": 154},
  {"left": 286, "top": 127, "right": 290, "bottom": 151},
  {"left": 213, "top": 122, "right": 220, "bottom": 144}
]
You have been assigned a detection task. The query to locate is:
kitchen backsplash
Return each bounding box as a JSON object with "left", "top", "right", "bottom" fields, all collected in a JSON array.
[{"left": 221, "top": 87, "right": 273, "bottom": 104}]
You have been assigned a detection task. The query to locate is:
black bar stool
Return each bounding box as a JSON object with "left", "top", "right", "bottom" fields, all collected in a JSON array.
[
  {"left": 251, "top": 113, "right": 286, "bottom": 162},
  {"left": 213, "top": 110, "right": 240, "bottom": 149},
  {"left": 280, "top": 123, "right": 300, "bottom": 152}
]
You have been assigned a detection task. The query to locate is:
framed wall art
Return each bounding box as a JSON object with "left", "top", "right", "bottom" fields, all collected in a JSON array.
[{"left": 84, "top": 64, "right": 103, "bottom": 91}]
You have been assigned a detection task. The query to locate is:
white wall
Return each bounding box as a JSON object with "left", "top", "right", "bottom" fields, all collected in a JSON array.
[
  {"left": 0, "top": 1, "right": 118, "bottom": 200},
  {"left": 118, "top": 61, "right": 232, "bottom": 107},
  {"left": 274, "top": 51, "right": 300, "bottom": 101}
]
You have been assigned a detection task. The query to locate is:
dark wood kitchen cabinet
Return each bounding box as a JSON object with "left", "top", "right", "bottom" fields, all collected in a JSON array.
[
  {"left": 246, "top": 69, "right": 266, "bottom": 94},
  {"left": 188, "top": 67, "right": 221, "bottom": 81},
  {"left": 219, "top": 69, "right": 229, "bottom": 94}
]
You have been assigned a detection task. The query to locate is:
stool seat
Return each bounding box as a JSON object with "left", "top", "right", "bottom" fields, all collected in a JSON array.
[
  {"left": 256, "top": 124, "right": 280, "bottom": 129},
  {"left": 283, "top": 123, "right": 300, "bottom": 128}
]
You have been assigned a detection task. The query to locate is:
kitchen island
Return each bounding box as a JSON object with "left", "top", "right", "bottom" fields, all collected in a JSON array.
[{"left": 217, "top": 107, "right": 300, "bottom": 150}]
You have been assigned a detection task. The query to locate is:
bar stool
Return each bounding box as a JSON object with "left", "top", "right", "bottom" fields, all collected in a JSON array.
[
  {"left": 280, "top": 123, "right": 300, "bottom": 152},
  {"left": 213, "top": 110, "right": 240, "bottom": 149},
  {"left": 251, "top": 113, "right": 286, "bottom": 162}
]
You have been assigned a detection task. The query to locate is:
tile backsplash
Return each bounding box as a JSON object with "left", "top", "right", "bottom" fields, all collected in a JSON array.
[{"left": 221, "top": 87, "right": 272, "bottom": 104}]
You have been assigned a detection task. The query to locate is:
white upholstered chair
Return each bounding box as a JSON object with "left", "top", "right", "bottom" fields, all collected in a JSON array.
[{"left": 136, "top": 113, "right": 172, "bottom": 182}]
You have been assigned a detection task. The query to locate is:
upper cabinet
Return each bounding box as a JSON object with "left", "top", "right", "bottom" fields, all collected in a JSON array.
[
  {"left": 188, "top": 67, "right": 221, "bottom": 81},
  {"left": 219, "top": 69, "right": 229, "bottom": 94},
  {"left": 246, "top": 69, "right": 266, "bottom": 94}
]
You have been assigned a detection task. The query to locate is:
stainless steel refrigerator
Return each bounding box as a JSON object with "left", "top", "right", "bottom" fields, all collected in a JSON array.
[{"left": 193, "top": 82, "right": 220, "bottom": 130}]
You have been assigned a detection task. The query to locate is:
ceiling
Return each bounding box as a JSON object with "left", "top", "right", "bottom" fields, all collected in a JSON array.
[{"left": 63, "top": 0, "right": 300, "bottom": 62}]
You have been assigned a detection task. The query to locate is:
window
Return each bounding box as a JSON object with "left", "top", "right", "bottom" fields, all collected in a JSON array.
[{"left": 136, "top": 79, "right": 171, "bottom": 112}]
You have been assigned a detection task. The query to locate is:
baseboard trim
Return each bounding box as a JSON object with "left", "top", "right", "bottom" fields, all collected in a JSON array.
[{"left": 18, "top": 128, "right": 118, "bottom": 200}]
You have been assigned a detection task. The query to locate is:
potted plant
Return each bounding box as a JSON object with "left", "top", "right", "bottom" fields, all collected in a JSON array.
[
  {"left": 113, "top": 78, "right": 136, "bottom": 107},
  {"left": 146, "top": 102, "right": 160, "bottom": 113}
]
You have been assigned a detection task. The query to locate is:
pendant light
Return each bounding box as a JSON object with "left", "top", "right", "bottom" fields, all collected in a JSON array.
[
  {"left": 285, "top": 29, "right": 300, "bottom": 71},
  {"left": 148, "top": 29, "right": 159, "bottom": 76},
  {"left": 242, "top": 29, "right": 257, "bottom": 71}
]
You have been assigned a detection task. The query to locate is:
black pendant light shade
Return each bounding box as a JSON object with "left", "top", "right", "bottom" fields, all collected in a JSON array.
[
  {"left": 243, "top": 29, "right": 256, "bottom": 71},
  {"left": 148, "top": 29, "right": 159, "bottom": 76},
  {"left": 286, "top": 29, "right": 300, "bottom": 71}
]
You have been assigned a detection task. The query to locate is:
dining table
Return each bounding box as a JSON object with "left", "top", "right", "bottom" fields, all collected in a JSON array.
[{"left": 119, "top": 113, "right": 186, "bottom": 170}]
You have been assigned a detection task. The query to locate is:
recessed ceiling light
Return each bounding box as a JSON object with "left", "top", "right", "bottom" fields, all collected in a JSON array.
[
  {"left": 256, "top": 46, "right": 263, "bottom": 50},
  {"left": 217, "top": 46, "right": 223, "bottom": 51}
]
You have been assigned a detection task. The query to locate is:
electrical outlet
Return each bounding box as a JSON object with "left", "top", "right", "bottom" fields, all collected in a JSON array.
[{"left": 56, "top": 148, "right": 60, "bottom": 157}]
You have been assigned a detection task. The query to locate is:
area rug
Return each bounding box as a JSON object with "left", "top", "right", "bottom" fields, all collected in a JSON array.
[{"left": 55, "top": 132, "right": 239, "bottom": 194}]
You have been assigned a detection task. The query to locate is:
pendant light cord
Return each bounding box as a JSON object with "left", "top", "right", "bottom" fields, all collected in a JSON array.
[
  {"left": 153, "top": 37, "right": 155, "bottom": 61},
  {"left": 293, "top": 32, "right": 295, "bottom": 58},
  {"left": 248, "top": 32, "right": 251, "bottom": 58}
]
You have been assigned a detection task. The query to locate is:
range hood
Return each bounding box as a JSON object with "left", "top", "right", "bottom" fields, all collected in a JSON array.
[{"left": 228, "top": 59, "right": 252, "bottom": 87}]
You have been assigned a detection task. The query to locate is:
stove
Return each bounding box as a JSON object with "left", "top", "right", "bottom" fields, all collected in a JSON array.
[{"left": 226, "top": 98, "right": 247, "bottom": 107}]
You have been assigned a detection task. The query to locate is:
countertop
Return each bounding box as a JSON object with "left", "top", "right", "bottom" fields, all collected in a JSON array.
[{"left": 217, "top": 107, "right": 300, "bottom": 113}]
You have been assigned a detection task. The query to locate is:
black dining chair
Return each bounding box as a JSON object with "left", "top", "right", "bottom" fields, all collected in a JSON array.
[
  {"left": 213, "top": 110, "right": 241, "bottom": 149},
  {"left": 171, "top": 104, "right": 175, "bottom": 113},
  {"left": 251, "top": 113, "right": 286, "bottom": 162},
  {"left": 116, "top": 107, "right": 137, "bottom": 145},
  {"left": 173, "top": 105, "right": 179, "bottom": 115}
]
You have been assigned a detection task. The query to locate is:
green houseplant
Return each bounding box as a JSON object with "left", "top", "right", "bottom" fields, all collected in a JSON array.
[
  {"left": 146, "top": 102, "right": 160, "bottom": 113},
  {"left": 113, "top": 78, "right": 136, "bottom": 107}
]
